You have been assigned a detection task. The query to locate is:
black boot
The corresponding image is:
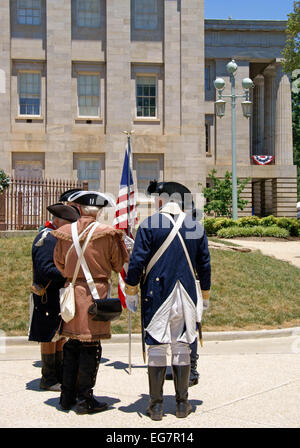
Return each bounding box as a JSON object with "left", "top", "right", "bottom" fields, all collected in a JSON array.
[
  {"left": 75, "top": 342, "right": 108, "bottom": 415},
  {"left": 189, "top": 354, "right": 199, "bottom": 387},
  {"left": 55, "top": 351, "right": 63, "bottom": 384},
  {"left": 146, "top": 366, "right": 167, "bottom": 421},
  {"left": 40, "top": 354, "right": 61, "bottom": 391},
  {"left": 60, "top": 339, "right": 80, "bottom": 410},
  {"left": 172, "top": 365, "right": 193, "bottom": 418}
]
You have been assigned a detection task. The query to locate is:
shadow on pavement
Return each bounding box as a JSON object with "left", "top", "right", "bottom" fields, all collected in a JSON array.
[
  {"left": 26, "top": 378, "right": 43, "bottom": 391},
  {"left": 118, "top": 393, "right": 203, "bottom": 418},
  {"left": 104, "top": 360, "right": 147, "bottom": 374},
  {"left": 44, "top": 395, "right": 121, "bottom": 413}
]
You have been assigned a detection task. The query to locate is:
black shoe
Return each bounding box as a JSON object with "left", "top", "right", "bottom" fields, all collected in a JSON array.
[
  {"left": 172, "top": 365, "right": 193, "bottom": 418},
  {"left": 146, "top": 402, "right": 163, "bottom": 421},
  {"left": 147, "top": 366, "right": 166, "bottom": 421},
  {"left": 75, "top": 394, "right": 108, "bottom": 415}
]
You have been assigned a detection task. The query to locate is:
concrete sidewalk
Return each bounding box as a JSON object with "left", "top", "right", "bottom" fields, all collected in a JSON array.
[
  {"left": 0, "top": 331, "right": 300, "bottom": 428},
  {"left": 223, "top": 238, "right": 300, "bottom": 269}
]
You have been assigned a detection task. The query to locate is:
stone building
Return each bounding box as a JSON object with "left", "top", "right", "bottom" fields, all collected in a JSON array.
[{"left": 0, "top": 0, "right": 297, "bottom": 218}]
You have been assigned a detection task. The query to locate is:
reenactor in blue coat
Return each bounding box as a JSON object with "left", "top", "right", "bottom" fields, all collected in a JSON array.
[
  {"left": 29, "top": 203, "right": 80, "bottom": 391},
  {"left": 125, "top": 181, "right": 211, "bottom": 420}
]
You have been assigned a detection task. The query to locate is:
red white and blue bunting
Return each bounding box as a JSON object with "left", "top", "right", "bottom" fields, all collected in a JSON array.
[{"left": 251, "top": 155, "right": 274, "bottom": 165}]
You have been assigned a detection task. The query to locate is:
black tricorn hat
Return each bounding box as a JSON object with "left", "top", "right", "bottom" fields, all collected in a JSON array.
[
  {"left": 147, "top": 180, "right": 194, "bottom": 211},
  {"left": 58, "top": 188, "right": 82, "bottom": 203},
  {"left": 67, "top": 190, "right": 112, "bottom": 207},
  {"left": 47, "top": 203, "right": 80, "bottom": 222}
]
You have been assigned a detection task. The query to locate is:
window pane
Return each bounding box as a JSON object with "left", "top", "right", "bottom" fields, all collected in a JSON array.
[
  {"left": 135, "top": 0, "right": 158, "bottom": 30},
  {"left": 136, "top": 158, "right": 160, "bottom": 192},
  {"left": 136, "top": 76, "right": 156, "bottom": 118},
  {"left": 77, "top": 0, "right": 100, "bottom": 27},
  {"left": 17, "top": 0, "right": 41, "bottom": 25},
  {"left": 19, "top": 72, "right": 41, "bottom": 115},
  {"left": 77, "top": 159, "right": 100, "bottom": 190},
  {"left": 78, "top": 74, "right": 100, "bottom": 116}
]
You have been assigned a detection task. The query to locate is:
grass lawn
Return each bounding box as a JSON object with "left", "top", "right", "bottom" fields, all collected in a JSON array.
[{"left": 0, "top": 235, "right": 299, "bottom": 336}]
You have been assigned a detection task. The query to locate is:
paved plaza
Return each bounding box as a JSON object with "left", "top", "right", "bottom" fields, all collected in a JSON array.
[{"left": 0, "top": 332, "right": 299, "bottom": 429}]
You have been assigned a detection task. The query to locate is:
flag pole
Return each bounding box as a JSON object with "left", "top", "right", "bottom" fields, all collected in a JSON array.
[{"left": 123, "top": 130, "right": 133, "bottom": 375}]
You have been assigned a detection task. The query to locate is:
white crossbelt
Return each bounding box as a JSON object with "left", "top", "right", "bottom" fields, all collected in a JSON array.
[
  {"left": 145, "top": 211, "right": 186, "bottom": 279},
  {"left": 71, "top": 221, "right": 101, "bottom": 301}
]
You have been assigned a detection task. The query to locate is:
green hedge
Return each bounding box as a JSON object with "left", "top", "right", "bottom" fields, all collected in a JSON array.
[
  {"left": 204, "top": 215, "right": 300, "bottom": 237},
  {"left": 217, "top": 225, "right": 290, "bottom": 239}
]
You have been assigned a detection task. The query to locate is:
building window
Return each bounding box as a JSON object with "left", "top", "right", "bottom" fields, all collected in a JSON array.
[
  {"left": 77, "top": 74, "right": 100, "bottom": 117},
  {"left": 17, "top": 0, "right": 41, "bottom": 25},
  {"left": 205, "top": 115, "right": 214, "bottom": 156},
  {"left": 133, "top": 155, "right": 163, "bottom": 193},
  {"left": 205, "top": 123, "right": 209, "bottom": 153},
  {"left": 77, "top": 158, "right": 101, "bottom": 190},
  {"left": 77, "top": 0, "right": 100, "bottom": 28},
  {"left": 134, "top": 0, "right": 158, "bottom": 30},
  {"left": 136, "top": 76, "right": 157, "bottom": 118},
  {"left": 205, "top": 66, "right": 211, "bottom": 91},
  {"left": 18, "top": 72, "right": 41, "bottom": 116}
]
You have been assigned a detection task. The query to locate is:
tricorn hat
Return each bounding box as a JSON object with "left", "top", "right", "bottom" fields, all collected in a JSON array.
[
  {"left": 147, "top": 180, "right": 193, "bottom": 210},
  {"left": 46, "top": 203, "right": 80, "bottom": 222},
  {"left": 58, "top": 188, "right": 82, "bottom": 203},
  {"left": 67, "top": 190, "right": 115, "bottom": 208}
]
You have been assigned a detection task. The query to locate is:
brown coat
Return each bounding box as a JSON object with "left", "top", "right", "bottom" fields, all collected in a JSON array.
[{"left": 53, "top": 216, "right": 129, "bottom": 342}]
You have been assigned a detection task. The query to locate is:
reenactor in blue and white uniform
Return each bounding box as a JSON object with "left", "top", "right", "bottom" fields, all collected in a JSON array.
[{"left": 125, "top": 181, "right": 211, "bottom": 420}]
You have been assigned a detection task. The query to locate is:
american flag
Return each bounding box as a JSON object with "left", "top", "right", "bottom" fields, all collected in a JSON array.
[{"left": 113, "top": 140, "right": 137, "bottom": 307}]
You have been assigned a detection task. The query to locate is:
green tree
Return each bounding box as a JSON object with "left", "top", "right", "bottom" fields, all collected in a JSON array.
[
  {"left": 199, "top": 169, "right": 250, "bottom": 218},
  {"left": 0, "top": 169, "right": 10, "bottom": 194},
  {"left": 282, "top": 1, "right": 300, "bottom": 74}
]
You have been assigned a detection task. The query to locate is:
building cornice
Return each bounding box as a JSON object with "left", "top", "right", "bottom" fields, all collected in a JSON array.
[{"left": 205, "top": 19, "right": 287, "bottom": 33}]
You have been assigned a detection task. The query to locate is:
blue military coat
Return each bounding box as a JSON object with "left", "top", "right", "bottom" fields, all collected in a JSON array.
[
  {"left": 28, "top": 228, "right": 66, "bottom": 342},
  {"left": 125, "top": 203, "right": 211, "bottom": 345}
]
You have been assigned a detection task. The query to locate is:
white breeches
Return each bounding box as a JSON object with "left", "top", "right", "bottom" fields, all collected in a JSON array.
[{"left": 148, "top": 292, "right": 190, "bottom": 367}]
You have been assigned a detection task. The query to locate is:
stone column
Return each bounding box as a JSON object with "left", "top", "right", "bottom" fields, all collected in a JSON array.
[
  {"left": 180, "top": 0, "right": 204, "bottom": 136},
  {"left": 0, "top": 0, "right": 11, "bottom": 173},
  {"left": 106, "top": 0, "right": 131, "bottom": 134},
  {"left": 46, "top": 0, "right": 72, "bottom": 130},
  {"left": 263, "top": 64, "right": 276, "bottom": 157},
  {"left": 105, "top": 0, "right": 131, "bottom": 196},
  {"left": 252, "top": 74, "right": 264, "bottom": 155},
  {"left": 164, "top": 0, "right": 181, "bottom": 135},
  {"left": 46, "top": 0, "right": 73, "bottom": 178},
  {"left": 275, "top": 62, "right": 293, "bottom": 165}
]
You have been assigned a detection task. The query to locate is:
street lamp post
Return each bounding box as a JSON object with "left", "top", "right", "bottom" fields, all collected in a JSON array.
[{"left": 214, "top": 59, "right": 254, "bottom": 220}]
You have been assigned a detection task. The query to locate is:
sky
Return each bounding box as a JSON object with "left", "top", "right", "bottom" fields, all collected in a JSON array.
[{"left": 205, "top": 0, "right": 295, "bottom": 21}]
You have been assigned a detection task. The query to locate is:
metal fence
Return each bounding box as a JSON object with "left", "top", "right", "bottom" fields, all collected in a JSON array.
[{"left": 0, "top": 177, "right": 87, "bottom": 230}]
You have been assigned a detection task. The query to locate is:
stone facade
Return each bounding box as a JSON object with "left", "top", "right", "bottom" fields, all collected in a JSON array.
[
  {"left": 0, "top": 1, "right": 297, "bottom": 219},
  {"left": 205, "top": 20, "right": 297, "bottom": 217}
]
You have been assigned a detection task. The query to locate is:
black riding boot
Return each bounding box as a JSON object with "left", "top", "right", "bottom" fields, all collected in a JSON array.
[
  {"left": 60, "top": 339, "right": 80, "bottom": 410},
  {"left": 189, "top": 353, "right": 199, "bottom": 387},
  {"left": 40, "top": 354, "right": 61, "bottom": 391},
  {"left": 75, "top": 341, "right": 108, "bottom": 415},
  {"left": 55, "top": 350, "right": 63, "bottom": 384},
  {"left": 172, "top": 365, "right": 193, "bottom": 418},
  {"left": 146, "top": 366, "right": 167, "bottom": 421}
]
